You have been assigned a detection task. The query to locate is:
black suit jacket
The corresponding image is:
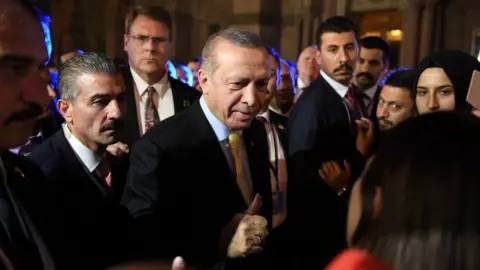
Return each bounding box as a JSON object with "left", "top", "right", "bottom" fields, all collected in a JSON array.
[
  {"left": 121, "top": 67, "right": 201, "bottom": 146},
  {"left": 1, "top": 151, "right": 52, "bottom": 269},
  {"left": 286, "top": 75, "right": 366, "bottom": 269},
  {"left": 268, "top": 109, "right": 288, "bottom": 146},
  {"left": 121, "top": 101, "right": 273, "bottom": 269},
  {"left": 28, "top": 130, "right": 130, "bottom": 270}
]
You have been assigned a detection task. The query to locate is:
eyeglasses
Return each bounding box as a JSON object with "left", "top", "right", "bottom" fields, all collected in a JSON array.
[{"left": 127, "top": 34, "right": 169, "bottom": 45}]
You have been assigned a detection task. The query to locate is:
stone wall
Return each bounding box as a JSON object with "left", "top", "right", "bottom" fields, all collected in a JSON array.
[{"left": 37, "top": 0, "right": 480, "bottom": 65}]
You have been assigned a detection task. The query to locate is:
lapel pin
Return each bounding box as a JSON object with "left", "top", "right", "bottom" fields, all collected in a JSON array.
[
  {"left": 278, "top": 124, "right": 285, "bottom": 130},
  {"left": 183, "top": 100, "right": 190, "bottom": 107}
]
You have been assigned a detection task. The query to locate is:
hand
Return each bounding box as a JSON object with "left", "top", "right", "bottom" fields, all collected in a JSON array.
[
  {"left": 355, "top": 117, "right": 374, "bottom": 156},
  {"left": 107, "top": 256, "right": 186, "bottom": 270},
  {"left": 319, "top": 160, "right": 351, "bottom": 193},
  {"left": 227, "top": 194, "right": 268, "bottom": 258},
  {"left": 106, "top": 142, "right": 130, "bottom": 159}
]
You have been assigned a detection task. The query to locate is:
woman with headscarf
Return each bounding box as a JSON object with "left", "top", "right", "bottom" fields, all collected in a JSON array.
[{"left": 414, "top": 50, "right": 480, "bottom": 115}]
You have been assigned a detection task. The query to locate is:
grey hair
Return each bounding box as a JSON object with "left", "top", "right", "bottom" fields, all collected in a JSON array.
[
  {"left": 58, "top": 52, "right": 119, "bottom": 102},
  {"left": 201, "top": 28, "right": 266, "bottom": 74}
]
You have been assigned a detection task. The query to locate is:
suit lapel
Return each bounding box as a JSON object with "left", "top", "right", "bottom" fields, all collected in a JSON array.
[
  {"left": 122, "top": 67, "right": 141, "bottom": 145},
  {"left": 170, "top": 77, "right": 192, "bottom": 114},
  {"left": 54, "top": 132, "right": 114, "bottom": 199},
  {"left": 242, "top": 121, "right": 268, "bottom": 198},
  {"left": 189, "top": 102, "right": 246, "bottom": 211}
]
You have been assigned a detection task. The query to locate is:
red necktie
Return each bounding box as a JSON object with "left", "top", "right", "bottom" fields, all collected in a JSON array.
[
  {"left": 96, "top": 159, "right": 112, "bottom": 187},
  {"left": 345, "top": 88, "right": 362, "bottom": 121},
  {"left": 144, "top": 86, "right": 160, "bottom": 132}
]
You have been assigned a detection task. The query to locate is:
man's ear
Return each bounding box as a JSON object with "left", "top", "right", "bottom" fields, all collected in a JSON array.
[
  {"left": 315, "top": 49, "right": 322, "bottom": 66},
  {"left": 58, "top": 99, "right": 73, "bottom": 124},
  {"left": 197, "top": 68, "right": 209, "bottom": 94}
]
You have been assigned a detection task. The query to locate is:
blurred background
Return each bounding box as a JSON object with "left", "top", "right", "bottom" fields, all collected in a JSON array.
[{"left": 32, "top": 0, "right": 480, "bottom": 68}]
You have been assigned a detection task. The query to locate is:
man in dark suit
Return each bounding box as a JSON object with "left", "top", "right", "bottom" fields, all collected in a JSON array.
[
  {"left": 286, "top": 16, "right": 373, "bottom": 269},
  {"left": 122, "top": 28, "right": 273, "bottom": 269},
  {"left": 351, "top": 36, "right": 391, "bottom": 119},
  {"left": 0, "top": 1, "right": 55, "bottom": 268},
  {"left": 29, "top": 53, "right": 130, "bottom": 270},
  {"left": 121, "top": 5, "right": 200, "bottom": 147}
]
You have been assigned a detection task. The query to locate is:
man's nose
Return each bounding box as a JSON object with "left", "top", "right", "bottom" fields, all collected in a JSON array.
[{"left": 107, "top": 99, "right": 125, "bottom": 119}]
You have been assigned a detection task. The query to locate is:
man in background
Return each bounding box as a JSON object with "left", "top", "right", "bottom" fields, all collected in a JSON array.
[{"left": 352, "top": 36, "right": 390, "bottom": 117}]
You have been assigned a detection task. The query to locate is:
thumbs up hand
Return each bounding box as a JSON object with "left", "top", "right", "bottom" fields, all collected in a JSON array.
[{"left": 219, "top": 194, "right": 269, "bottom": 258}]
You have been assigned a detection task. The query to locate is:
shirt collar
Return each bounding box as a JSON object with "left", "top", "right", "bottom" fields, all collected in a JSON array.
[
  {"left": 199, "top": 96, "right": 230, "bottom": 142},
  {"left": 320, "top": 70, "right": 349, "bottom": 98},
  {"left": 63, "top": 124, "right": 102, "bottom": 172},
  {"left": 258, "top": 110, "right": 270, "bottom": 123},
  {"left": 130, "top": 67, "right": 169, "bottom": 97},
  {"left": 364, "top": 85, "right": 378, "bottom": 100},
  {"left": 297, "top": 78, "right": 306, "bottom": 89}
]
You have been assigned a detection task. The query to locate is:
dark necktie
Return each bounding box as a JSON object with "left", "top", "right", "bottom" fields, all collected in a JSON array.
[
  {"left": 0, "top": 163, "right": 43, "bottom": 269},
  {"left": 362, "top": 94, "right": 373, "bottom": 117},
  {"left": 345, "top": 88, "right": 362, "bottom": 121}
]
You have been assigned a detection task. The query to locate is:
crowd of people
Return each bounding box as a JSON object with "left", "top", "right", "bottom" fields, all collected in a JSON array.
[{"left": 2, "top": 0, "right": 480, "bottom": 269}]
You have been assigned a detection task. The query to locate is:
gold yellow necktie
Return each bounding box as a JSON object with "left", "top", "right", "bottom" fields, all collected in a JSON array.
[{"left": 228, "top": 132, "right": 253, "bottom": 206}]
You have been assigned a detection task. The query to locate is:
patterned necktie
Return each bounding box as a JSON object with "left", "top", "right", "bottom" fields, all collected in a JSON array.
[
  {"left": 96, "top": 158, "right": 112, "bottom": 187},
  {"left": 345, "top": 88, "right": 362, "bottom": 121},
  {"left": 228, "top": 133, "right": 253, "bottom": 206},
  {"left": 144, "top": 86, "right": 160, "bottom": 132},
  {"left": 362, "top": 94, "right": 373, "bottom": 117}
]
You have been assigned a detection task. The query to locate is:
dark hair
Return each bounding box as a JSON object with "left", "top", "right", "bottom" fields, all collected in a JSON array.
[
  {"left": 359, "top": 36, "right": 390, "bottom": 63},
  {"left": 201, "top": 28, "right": 266, "bottom": 75},
  {"left": 315, "top": 16, "right": 358, "bottom": 47},
  {"left": 354, "top": 112, "right": 480, "bottom": 270},
  {"left": 382, "top": 69, "right": 416, "bottom": 99},
  {"left": 125, "top": 5, "right": 172, "bottom": 40},
  {"left": 59, "top": 52, "right": 120, "bottom": 102}
]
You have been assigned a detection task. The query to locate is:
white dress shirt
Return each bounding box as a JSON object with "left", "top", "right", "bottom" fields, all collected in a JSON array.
[
  {"left": 320, "top": 70, "right": 349, "bottom": 98},
  {"left": 62, "top": 124, "right": 101, "bottom": 173},
  {"left": 258, "top": 110, "right": 288, "bottom": 228},
  {"left": 130, "top": 68, "right": 175, "bottom": 135}
]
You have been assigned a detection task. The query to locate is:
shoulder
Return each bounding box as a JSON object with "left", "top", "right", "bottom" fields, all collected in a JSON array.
[
  {"left": 137, "top": 106, "right": 195, "bottom": 150},
  {"left": 28, "top": 133, "right": 66, "bottom": 178},
  {"left": 169, "top": 77, "right": 201, "bottom": 99},
  {"left": 28, "top": 132, "right": 60, "bottom": 164}
]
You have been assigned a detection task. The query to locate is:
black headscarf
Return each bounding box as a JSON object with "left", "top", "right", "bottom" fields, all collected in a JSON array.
[{"left": 414, "top": 50, "right": 480, "bottom": 113}]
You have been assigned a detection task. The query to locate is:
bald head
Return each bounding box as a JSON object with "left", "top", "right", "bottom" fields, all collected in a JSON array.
[{"left": 201, "top": 28, "right": 266, "bottom": 75}]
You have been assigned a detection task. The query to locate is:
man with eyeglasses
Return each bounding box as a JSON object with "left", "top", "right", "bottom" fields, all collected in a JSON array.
[{"left": 120, "top": 5, "right": 200, "bottom": 150}]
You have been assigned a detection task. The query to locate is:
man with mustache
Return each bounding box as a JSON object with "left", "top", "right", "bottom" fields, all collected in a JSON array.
[
  {"left": 0, "top": 0, "right": 56, "bottom": 268},
  {"left": 375, "top": 69, "right": 416, "bottom": 137},
  {"left": 122, "top": 28, "right": 272, "bottom": 269},
  {"left": 286, "top": 16, "right": 374, "bottom": 269},
  {"left": 28, "top": 52, "right": 131, "bottom": 269},
  {"left": 352, "top": 36, "right": 390, "bottom": 118}
]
